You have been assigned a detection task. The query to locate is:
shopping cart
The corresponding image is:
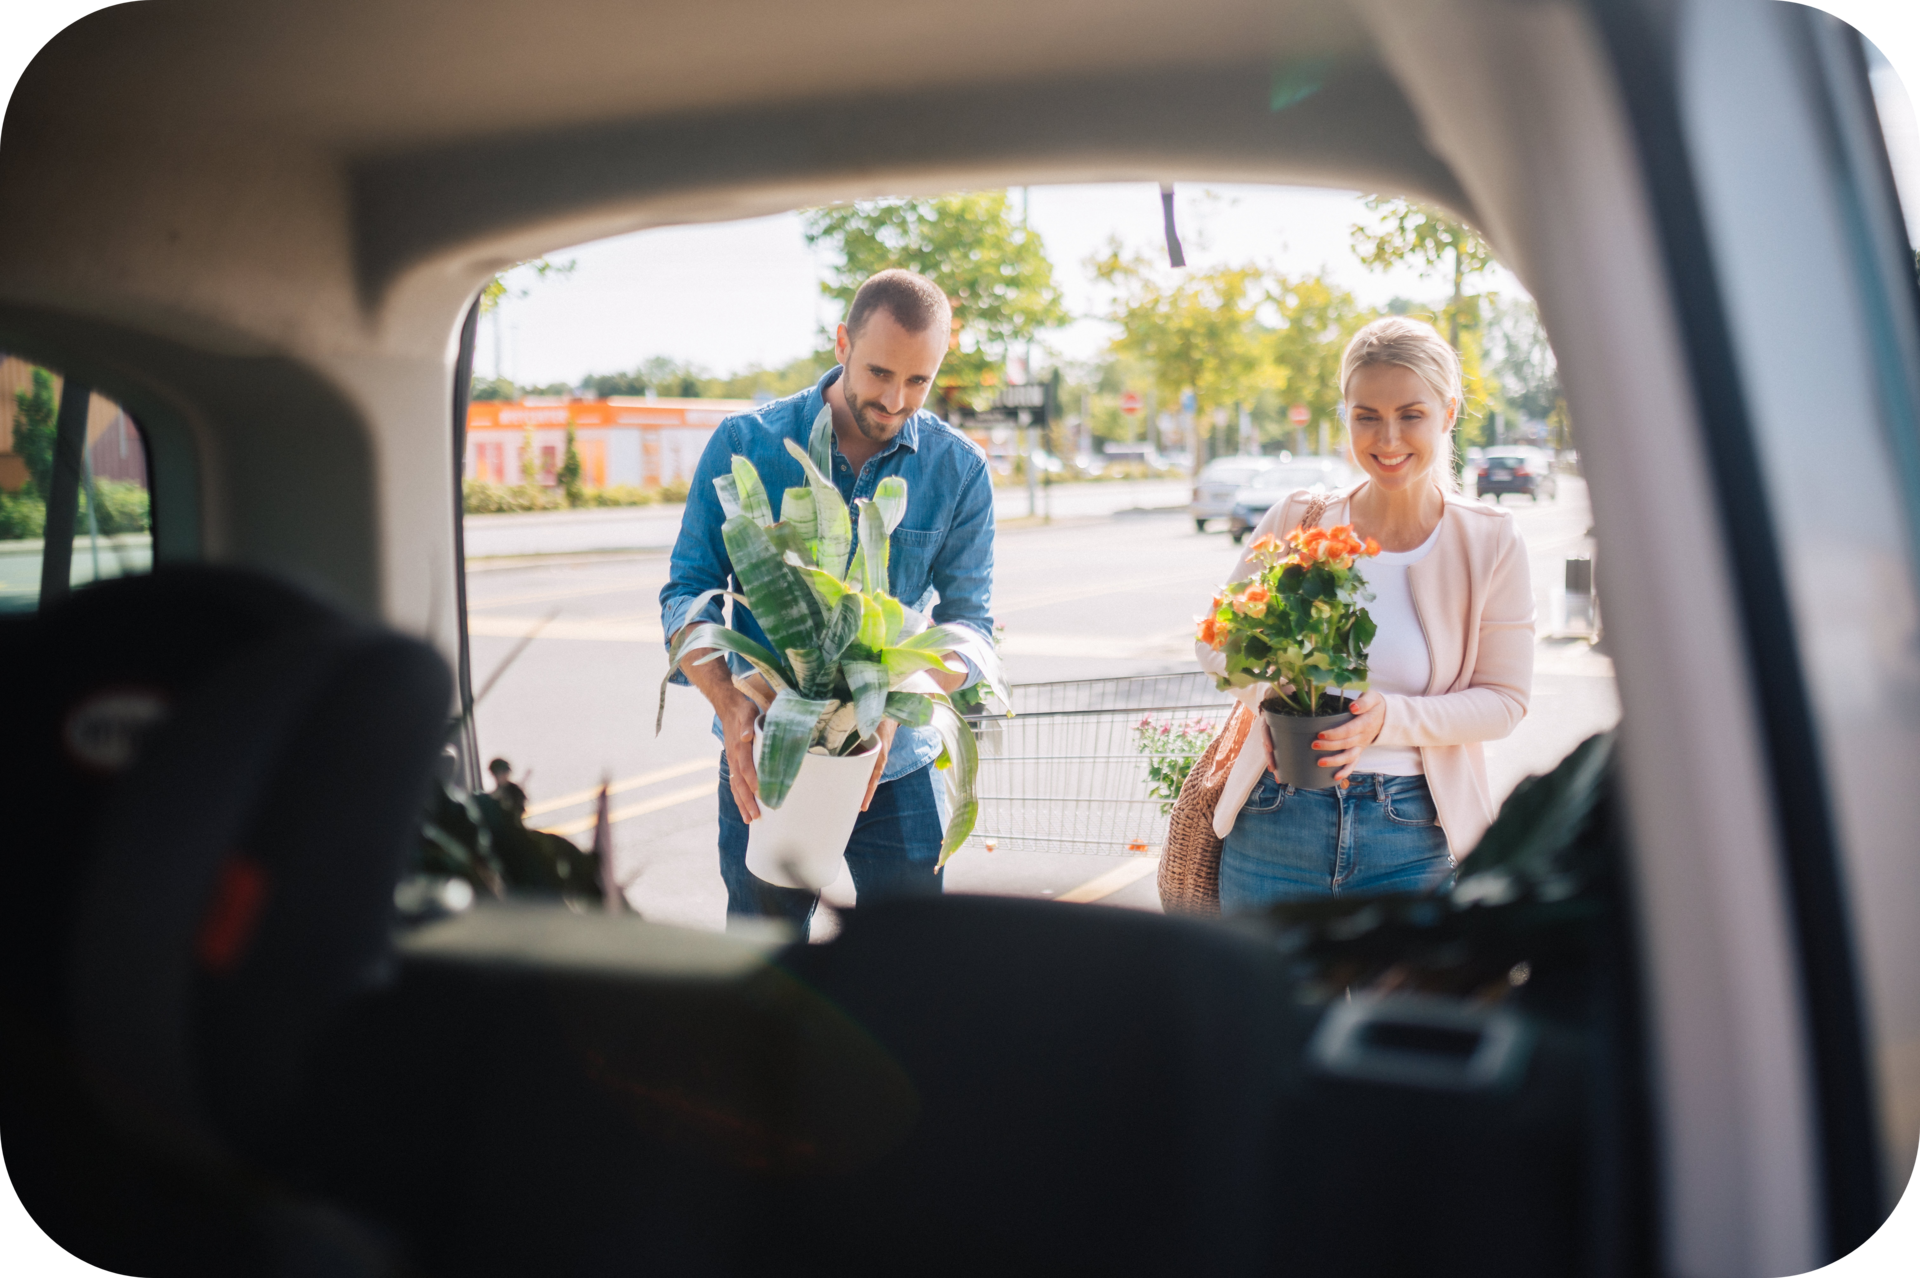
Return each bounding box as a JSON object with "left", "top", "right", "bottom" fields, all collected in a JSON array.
[{"left": 964, "top": 671, "right": 1234, "bottom": 857}]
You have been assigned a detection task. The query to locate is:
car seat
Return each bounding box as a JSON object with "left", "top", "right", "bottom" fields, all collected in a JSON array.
[{"left": 0, "top": 567, "right": 453, "bottom": 1277}]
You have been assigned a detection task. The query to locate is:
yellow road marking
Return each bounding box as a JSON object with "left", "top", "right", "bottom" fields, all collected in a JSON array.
[
  {"left": 523, "top": 757, "right": 716, "bottom": 817},
  {"left": 1056, "top": 855, "right": 1161, "bottom": 904},
  {"left": 537, "top": 781, "right": 716, "bottom": 837}
]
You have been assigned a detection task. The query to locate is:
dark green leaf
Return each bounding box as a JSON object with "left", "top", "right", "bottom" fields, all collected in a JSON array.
[{"left": 721, "top": 513, "right": 824, "bottom": 656}]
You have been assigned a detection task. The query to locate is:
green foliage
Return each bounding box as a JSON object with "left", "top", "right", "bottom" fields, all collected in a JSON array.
[
  {"left": 12, "top": 368, "right": 58, "bottom": 500},
  {"left": 1265, "top": 273, "right": 1376, "bottom": 445},
  {"left": 1092, "top": 247, "right": 1275, "bottom": 452},
  {"left": 469, "top": 376, "right": 518, "bottom": 402},
  {"left": 82, "top": 479, "right": 149, "bottom": 535},
  {"left": 803, "top": 192, "right": 1069, "bottom": 395},
  {"left": 581, "top": 352, "right": 829, "bottom": 401},
  {"left": 659, "top": 407, "right": 1006, "bottom": 862},
  {"left": 463, "top": 480, "right": 690, "bottom": 514},
  {"left": 1208, "top": 535, "right": 1378, "bottom": 715},
  {"left": 479, "top": 256, "right": 574, "bottom": 315},
  {"left": 0, "top": 490, "right": 45, "bottom": 541},
  {"left": 1133, "top": 714, "right": 1223, "bottom": 815},
  {"left": 558, "top": 426, "right": 584, "bottom": 507}
]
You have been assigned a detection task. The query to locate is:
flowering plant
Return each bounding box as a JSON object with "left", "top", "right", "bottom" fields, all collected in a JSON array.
[
  {"left": 1132, "top": 715, "right": 1220, "bottom": 814},
  {"left": 1198, "top": 523, "right": 1381, "bottom": 715}
]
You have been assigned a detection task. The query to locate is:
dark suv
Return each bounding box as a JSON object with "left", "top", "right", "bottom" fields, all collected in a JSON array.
[{"left": 1476, "top": 448, "right": 1557, "bottom": 502}]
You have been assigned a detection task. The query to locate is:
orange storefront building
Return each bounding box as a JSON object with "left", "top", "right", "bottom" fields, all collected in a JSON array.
[{"left": 464, "top": 397, "right": 758, "bottom": 490}]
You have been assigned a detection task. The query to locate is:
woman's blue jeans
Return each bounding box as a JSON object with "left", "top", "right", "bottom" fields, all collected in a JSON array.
[
  {"left": 717, "top": 751, "right": 943, "bottom": 934},
  {"left": 1218, "top": 771, "right": 1454, "bottom": 911}
]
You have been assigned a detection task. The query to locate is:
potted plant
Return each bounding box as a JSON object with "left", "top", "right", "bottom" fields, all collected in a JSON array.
[
  {"left": 659, "top": 413, "right": 1006, "bottom": 887},
  {"left": 1198, "top": 523, "right": 1380, "bottom": 789}
]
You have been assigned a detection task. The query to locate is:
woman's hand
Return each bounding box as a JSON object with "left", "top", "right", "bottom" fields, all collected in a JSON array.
[{"left": 1311, "top": 691, "right": 1386, "bottom": 786}]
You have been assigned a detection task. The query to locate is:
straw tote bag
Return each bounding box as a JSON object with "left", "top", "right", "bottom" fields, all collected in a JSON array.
[{"left": 1157, "top": 493, "right": 1333, "bottom": 915}]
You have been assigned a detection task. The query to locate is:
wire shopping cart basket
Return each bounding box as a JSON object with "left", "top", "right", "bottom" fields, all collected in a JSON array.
[{"left": 964, "top": 671, "right": 1235, "bottom": 857}]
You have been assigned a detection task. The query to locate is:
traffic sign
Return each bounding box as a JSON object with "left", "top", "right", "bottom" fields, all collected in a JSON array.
[
  {"left": 1119, "top": 390, "right": 1143, "bottom": 416},
  {"left": 1289, "top": 404, "right": 1310, "bottom": 425},
  {"left": 996, "top": 384, "right": 1047, "bottom": 410}
]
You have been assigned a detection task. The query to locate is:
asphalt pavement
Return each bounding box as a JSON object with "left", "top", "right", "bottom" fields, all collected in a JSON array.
[{"left": 465, "top": 478, "right": 1616, "bottom": 931}]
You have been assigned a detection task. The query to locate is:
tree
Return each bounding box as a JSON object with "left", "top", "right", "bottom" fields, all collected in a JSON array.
[
  {"left": 803, "top": 192, "right": 1069, "bottom": 395},
  {"left": 1484, "top": 297, "right": 1562, "bottom": 421},
  {"left": 1265, "top": 273, "right": 1373, "bottom": 450},
  {"left": 1349, "top": 197, "right": 1495, "bottom": 350},
  {"left": 11, "top": 367, "right": 58, "bottom": 500},
  {"left": 1092, "top": 246, "right": 1274, "bottom": 469},
  {"left": 479, "top": 256, "right": 575, "bottom": 315},
  {"left": 558, "top": 425, "right": 584, "bottom": 505}
]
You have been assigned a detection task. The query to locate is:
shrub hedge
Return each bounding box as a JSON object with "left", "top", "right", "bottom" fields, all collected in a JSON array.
[{"left": 462, "top": 480, "right": 690, "bottom": 515}]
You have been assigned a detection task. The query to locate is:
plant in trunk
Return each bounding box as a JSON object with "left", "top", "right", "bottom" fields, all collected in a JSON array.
[
  {"left": 1200, "top": 523, "right": 1380, "bottom": 714},
  {"left": 659, "top": 410, "right": 1006, "bottom": 863}
]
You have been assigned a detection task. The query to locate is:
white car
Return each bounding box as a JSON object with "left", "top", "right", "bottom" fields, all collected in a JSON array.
[{"left": 1189, "top": 455, "right": 1275, "bottom": 531}]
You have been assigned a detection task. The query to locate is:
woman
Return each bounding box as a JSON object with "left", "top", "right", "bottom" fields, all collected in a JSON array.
[{"left": 1198, "top": 316, "right": 1534, "bottom": 908}]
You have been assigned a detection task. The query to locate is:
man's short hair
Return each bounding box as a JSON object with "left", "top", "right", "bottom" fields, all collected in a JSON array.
[{"left": 846, "top": 269, "right": 952, "bottom": 342}]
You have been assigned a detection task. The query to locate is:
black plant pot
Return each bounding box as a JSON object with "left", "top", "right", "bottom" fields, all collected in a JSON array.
[{"left": 1261, "top": 700, "right": 1354, "bottom": 790}]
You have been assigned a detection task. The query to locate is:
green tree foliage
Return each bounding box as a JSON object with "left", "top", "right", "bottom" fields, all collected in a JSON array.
[
  {"left": 1265, "top": 273, "right": 1374, "bottom": 447},
  {"left": 1484, "top": 296, "right": 1563, "bottom": 424},
  {"left": 12, "top": 367, "right": 58, "bottom": 500},
  {"left": 803, "top": 193, "right": 1069, "bottom": 393},
  {"left": 1093, "top": 246, "right": 1273, "bottom": 461},
  {"left": 558, "top": 425, "right": 584, "bottom": 506},
  {"left": 479, "top": 256, "right": 575, "bottom": 315},
  {"left": 1349, "top": 197, "right": 1495, "bottom": 349},
  {"left": 1351, "top": 199, "right": 1505, "bottom": 453},
  {"left": 575, "top": 352, "right": 829, "bottom": 402}
]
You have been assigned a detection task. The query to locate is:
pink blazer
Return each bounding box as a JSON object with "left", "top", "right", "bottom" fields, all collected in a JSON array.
[{"left": 1198, "top": 485, "right": 1535, "bottom": 855}]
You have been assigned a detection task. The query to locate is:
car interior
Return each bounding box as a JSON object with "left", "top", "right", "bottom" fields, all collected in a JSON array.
[{"left": 2, "top": 1, "right": 1917, "bottom": 1275}]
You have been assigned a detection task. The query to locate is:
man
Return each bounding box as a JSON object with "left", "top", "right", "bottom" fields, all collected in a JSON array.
[{"left": 659, "top": 269, "right": 995, "bottom": 932}]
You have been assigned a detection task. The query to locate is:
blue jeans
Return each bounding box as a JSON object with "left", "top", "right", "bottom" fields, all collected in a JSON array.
[
  {"left": 1218, "top": 772, "right": 1454, "bottom": 911},
  {"left": 717, "top": 752, "right": 944, "bottom": 934}
]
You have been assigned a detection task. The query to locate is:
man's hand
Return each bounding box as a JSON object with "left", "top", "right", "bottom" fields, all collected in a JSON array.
[
  {"left": 861, "top": 718, "right": 898, "bottom": 812},
  {"left": 675, "top": 626, "right": 767, "bottom": 821},
  {"left": 718, "top": 690, "right": 763, "bottom": 821}
]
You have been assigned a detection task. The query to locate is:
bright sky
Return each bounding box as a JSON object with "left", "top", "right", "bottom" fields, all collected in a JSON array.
[
  {"left": 489, "top": 183, "right": 1522, "bottom": 388},
  {"left": 483, "top": 23, "right": 1920, "bottom": 392}
]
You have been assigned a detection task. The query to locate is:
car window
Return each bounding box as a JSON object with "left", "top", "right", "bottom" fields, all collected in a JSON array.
[{"left": 0, "top": 356, "right": 153, "bottom": 613}]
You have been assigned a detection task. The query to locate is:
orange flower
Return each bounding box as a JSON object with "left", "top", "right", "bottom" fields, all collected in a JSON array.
[
  {"left": 1248, "top": 533, "right": 1281, "bottom": 556},
  {"left": 1197, "top": 614, "right": 1224, "bottom": 649},
  {"left": 1363, "top": 536, "right": 1380, "bottom": 557},
  {"left": 1242, "top": 583, "right": 1270, "bottom": 609}
]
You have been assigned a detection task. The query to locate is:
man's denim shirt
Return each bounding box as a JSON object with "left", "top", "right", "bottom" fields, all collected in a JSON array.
[{"left": 660, "top": 366, "right": 995, "bottom": 782}]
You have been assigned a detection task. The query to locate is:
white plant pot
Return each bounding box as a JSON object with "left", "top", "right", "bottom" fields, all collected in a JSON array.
[{"left": 744, "top": 722, "right": 879, "bottom": 891}]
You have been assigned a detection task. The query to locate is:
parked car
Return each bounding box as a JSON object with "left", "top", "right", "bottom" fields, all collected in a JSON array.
[
  {"left": 1227, "top": 458, "right": 1358, "bottom": 542},
  {"left": 1475, "top": 446, "right": 1558, "bottom": 502},
  {"left": 1189, "top": 455, "right": 1275, "bottom": 531}
]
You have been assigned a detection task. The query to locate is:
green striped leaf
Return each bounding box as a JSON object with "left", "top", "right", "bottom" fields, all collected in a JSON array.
[
  {"left": 756, "top": 689, "right": 838, "bottom": 808},
  {"left": 897, "top": 623, "right": 1008, "bottom": 711},
  {"left": 721, "top": 513, "right": 823, "bottom": 657},
  {"left": 843, "top": 659, "right": 890, "bottom": 740},
  {"left": 786, "top": 646, "right": 834, "bottom": 699},
  {"left": 872, "top": 475, "right": 908, "bottom": 533},
  {"left": 731, "top": 456, "right": 774, "bottom": 526},
  {"left": 782, "top": 487, "right": 818, "bottom": 556},
  {"left": 807, "top": 403, "right": 835, "bottom": 477},
  {"left": 929, "top": 696, "right": 980, "bottom": 864},
  {"left": 819, "top": 591, "right": 863, "bottom": 665},
  {"left": 713, "top": 474, "right": 744, "bottom": 521},
  {"left": 878, "top": 594, "right": 907, "bottom": 645},
  {"left": 783, "top": 439, "right": 851, "bottom": 575},
  {"left": 883, "top": 691, "right": 933, "bottom": 727},
  {"left": 658, "top": 612, "right": 792, "bottom": 733},
  {"left": 857, "top": 593, "right": 889, "bottom": 650},
  {"left": 880, "top": 645, "right": 954, "bottom": 684},
  {"left": 794, "top": 562, "right": 850, "bottom": 617},
  {"left": 855, "top": 499, "right": 889, "bottom": 595}
]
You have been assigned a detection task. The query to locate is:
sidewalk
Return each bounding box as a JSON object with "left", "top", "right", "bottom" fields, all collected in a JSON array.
[{"left": 462, "top": 479, "right": 1192, "bottom": 559}]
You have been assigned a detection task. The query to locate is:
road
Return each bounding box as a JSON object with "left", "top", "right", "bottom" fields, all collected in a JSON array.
[
  {"left": 461, "top": 479, "right": 1192, "bottom": 558},
  {"left": 465, "top": 478, "right": 1616, "bottom": 931}
]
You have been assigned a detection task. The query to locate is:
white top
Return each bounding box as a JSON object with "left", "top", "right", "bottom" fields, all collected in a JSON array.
[{"left": 1347, "top": 521, "right": 1441, "bottom": 775}]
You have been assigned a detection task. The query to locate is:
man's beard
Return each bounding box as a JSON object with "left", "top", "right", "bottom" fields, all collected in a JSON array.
[{"left": 843, "top": 383, "right": 901, "bottom": 444}]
